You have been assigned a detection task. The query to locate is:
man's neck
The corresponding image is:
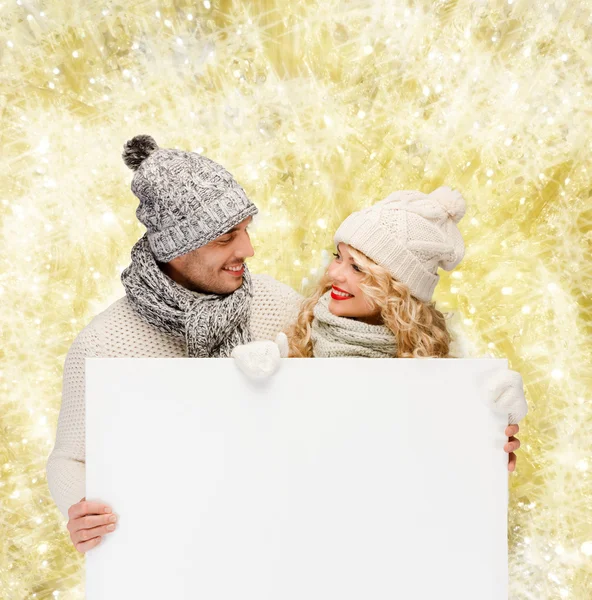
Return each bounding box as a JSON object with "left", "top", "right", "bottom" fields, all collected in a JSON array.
[{"left": 158, "top": 261, "right": 199, "bottom": 293}]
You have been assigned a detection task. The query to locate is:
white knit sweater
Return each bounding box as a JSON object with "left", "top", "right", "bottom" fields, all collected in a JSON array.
[{"left": 46, "top": 274, "right": 303, "bottom": 518}]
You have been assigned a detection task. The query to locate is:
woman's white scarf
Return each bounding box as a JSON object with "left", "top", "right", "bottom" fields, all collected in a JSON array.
[{"left": 311, "top": 291, "right": 397, "bottom": 358}]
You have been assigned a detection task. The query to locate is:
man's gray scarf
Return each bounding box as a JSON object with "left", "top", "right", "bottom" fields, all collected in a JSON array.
[
  {"left": 121, "top": 233, "right": 253, "bottom": 357},
  {"left": 311, "top": 291, "right": 397, "bottom": 358}
]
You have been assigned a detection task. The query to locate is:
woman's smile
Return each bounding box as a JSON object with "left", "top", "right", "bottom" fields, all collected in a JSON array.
[{"left": 331, "top": 285, "right": 354, "bottom": 300}]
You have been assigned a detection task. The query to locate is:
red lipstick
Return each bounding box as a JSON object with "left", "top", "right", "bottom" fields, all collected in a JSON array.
[{"left": 330, "top": 285, "right": 354, "bottom": 301}]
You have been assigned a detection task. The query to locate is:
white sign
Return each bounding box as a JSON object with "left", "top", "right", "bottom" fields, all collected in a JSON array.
[{"left": 86, "top": 357, "right": 509, "bottom": 600}]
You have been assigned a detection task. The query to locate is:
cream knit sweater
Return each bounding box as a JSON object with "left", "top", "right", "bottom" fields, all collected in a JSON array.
[{"left": 46, "top": 274, "right": 303, "bottom": 518}]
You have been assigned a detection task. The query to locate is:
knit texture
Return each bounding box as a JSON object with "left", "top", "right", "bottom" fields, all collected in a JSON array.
[
  {"left": 231, "top": 333, "right": 289, "bottom": 380},
  {"left": 334, "top": 186, "right": 466, "bottom": 302},
  {"left": 121, "top": 232, "right": 254, "bottom": 357},
  {"left": 46, "top": 274, "right": 303, "bottom": 518},
  {"left": 232, "top": 309, "right": 528, "bottom": 427},
  {"left": 311, "top": 291, "right": 397, "bottom": 358},
  {"left": 122, "top": 135, "right": 259, "bottom": 262}
]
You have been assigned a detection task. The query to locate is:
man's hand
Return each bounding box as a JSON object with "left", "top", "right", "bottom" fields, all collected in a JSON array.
[
  {"left": 67, "top": 497, "right": 118, "bottom": 553},
  {"left": 504, "top": 424, "right": 521, "bottom": 472}
]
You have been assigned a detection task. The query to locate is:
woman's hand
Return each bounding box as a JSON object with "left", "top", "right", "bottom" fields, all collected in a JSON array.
[
  {"left": 485, "top": 368, "right": 528, "bottom": 424},
  {"left": 483, "top": 368, "right": 526, "bottom": 472},
  {"left": 67, "top": 497, "right": 118, "bottom": 553},
  {"left": 504, "top": 424, "right": 521, "bottom": 472},
  {"left": 231, "top": 333, "right": 289, "bottom": 380}
]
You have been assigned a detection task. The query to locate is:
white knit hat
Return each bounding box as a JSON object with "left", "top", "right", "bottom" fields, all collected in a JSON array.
[{"left": 333, "top": 186, "right": 466, "bottom": 303}]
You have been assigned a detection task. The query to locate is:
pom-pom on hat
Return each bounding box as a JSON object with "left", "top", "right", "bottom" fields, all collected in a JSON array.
[
  {"left": 121, "top": 134, "right": 258, "bottom": 262},
  {"left": 122, "top": 134, "right": 159, "bottom": 171},
  {"left": 334, "top": 186, "right": 467, "bottom": 303}
]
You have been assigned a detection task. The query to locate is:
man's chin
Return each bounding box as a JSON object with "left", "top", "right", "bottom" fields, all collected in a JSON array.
[{"left": 219, "top": 271, "right": 244, "bottom": 292}]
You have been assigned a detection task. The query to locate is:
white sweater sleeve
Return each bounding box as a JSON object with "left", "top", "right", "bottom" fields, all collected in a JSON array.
[{"left": 46, "top": 324, "right": 101, "bottom": 518}]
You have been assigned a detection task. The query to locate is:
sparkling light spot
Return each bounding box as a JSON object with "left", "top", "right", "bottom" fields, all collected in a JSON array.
[{"left": 0, "top": 5, "right": 589, "bottom": 600}]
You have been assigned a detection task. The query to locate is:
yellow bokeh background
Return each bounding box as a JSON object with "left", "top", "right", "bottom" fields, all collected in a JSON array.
[{"left": 1, "top": 0, "right": 591, "bottom": 598}]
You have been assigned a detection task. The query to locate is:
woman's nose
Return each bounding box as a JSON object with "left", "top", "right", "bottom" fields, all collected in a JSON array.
[{"left": 328, "top": 262, "right": 346, "bottom": 281}]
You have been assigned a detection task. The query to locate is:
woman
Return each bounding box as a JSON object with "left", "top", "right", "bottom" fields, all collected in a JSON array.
[
  {"left": 289, "top": 186, "right": 471, "bottom": 359},
  {"left": 233, "top": 186, "right": 526, "bottom": 468}
]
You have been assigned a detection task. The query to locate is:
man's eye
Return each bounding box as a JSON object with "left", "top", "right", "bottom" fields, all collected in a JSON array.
[{"left": 219, "top": 237, "right": 232, "bottom": 244}]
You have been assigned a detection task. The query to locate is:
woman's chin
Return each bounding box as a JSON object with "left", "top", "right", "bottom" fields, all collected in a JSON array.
[
  {"left": 328, "top": 300, "right": 353, "bottom": 318},
  {"left": 327, "top": 299, "right": 340, "bottom": 316}
]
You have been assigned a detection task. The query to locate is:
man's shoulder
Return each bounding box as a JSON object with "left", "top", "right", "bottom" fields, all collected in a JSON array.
[
  {"left": 71, "top": 294, "right": 185, "bottom": 358},
  {"left": 251, "top": 273, "right": 303, "bottom": 303},
  {"left": 90, "top": 294, "right": 135, "bottom": 326},
  {"left": 66, "top": 296, "right": 130, "bottom": 356}
]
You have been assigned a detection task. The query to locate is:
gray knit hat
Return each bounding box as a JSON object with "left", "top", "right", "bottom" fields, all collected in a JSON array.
[
  {"left": 334, "top": 186, "right": 466, "bottom": 303},
  {"left": 122, "top": 134, "right": 258, "bottom": 262}
]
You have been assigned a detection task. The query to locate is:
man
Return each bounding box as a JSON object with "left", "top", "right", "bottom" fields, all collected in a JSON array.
[
  {"left": 46, "top": 135, "right": 303, "bottom": 552},
  {"left": 47, "top": 135, "right": 523, "bottom": 554}
]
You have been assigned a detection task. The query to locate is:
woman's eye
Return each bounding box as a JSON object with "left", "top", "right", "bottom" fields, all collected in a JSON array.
[
  {"left": 332, "top": 252, "right": 340, "bottom": 260},
  {"left": 352, "top": 264, "right": 361, "bottom": 272}
]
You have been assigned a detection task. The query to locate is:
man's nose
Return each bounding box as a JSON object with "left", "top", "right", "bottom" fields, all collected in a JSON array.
[{"left": 236, "top": 232, "right": 255, "bottom": 259}]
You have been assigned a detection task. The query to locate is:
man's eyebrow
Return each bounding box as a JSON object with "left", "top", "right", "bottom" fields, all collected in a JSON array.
[{"left": 227, "top": 217, "right": 253, "bottom": 233}]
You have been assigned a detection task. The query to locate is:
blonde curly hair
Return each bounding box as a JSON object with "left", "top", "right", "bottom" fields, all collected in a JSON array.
[{"left": 286, "top": 245, "right": 452, "bottom": 358}]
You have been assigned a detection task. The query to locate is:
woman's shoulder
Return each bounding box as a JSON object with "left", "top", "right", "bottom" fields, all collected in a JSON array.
[{"left": 445, "top": 310, "right": 481, "bottom": 358}]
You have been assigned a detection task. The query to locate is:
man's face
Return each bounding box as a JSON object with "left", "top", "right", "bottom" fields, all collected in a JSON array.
[{"left": 161, "top": 216, "right": 255, "bottom": 294}]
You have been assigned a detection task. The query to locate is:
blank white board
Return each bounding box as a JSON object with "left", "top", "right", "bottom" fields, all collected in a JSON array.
[{"left": 86, "top": 357, "right": 509, "bottom": 600}]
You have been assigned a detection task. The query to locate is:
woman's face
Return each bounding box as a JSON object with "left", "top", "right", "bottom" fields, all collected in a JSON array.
[{"left": 326, "top": 243, "right": 383, "bottom": 324}]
